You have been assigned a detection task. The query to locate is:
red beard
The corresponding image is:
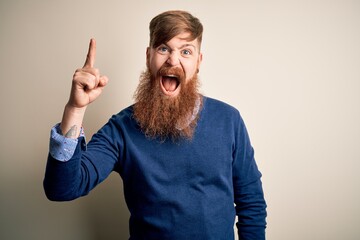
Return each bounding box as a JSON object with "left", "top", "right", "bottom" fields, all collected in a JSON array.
[{"left": 133, "top": 67, "right": 201, "bottom": 141}]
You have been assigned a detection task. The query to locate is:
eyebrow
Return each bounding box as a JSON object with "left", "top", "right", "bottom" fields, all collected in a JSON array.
[
  {"left": 161, "top": 43, "right": 197, "bottom": 51},
  {"left": 180, "top": 43, "right": 197, "bottom": 50}
]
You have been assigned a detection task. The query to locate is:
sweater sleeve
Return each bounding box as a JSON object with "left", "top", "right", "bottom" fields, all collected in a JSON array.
[
  {"left": 232, "top": 114, "right": 267, "bottom": 240},
  {"left": 43, "top": 118, "right": 121, "bottom": 201}
]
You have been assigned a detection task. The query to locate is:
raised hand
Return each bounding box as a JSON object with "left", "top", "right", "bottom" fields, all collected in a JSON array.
[
  {"left": 68, "top": 38, "right": 109, "bottom": 109},
  {"left": 60, "top": 39, "right": 109, "bottom": 138}
]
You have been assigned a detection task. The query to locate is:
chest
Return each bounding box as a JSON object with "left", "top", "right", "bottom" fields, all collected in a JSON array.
[{"left": 121, "top": 122, "right": 235, "bottom": 189}]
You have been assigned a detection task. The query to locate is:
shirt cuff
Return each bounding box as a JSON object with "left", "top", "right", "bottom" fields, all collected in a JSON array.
[{"left": 49, "top": 123, "right": 86, "bottom": 162}]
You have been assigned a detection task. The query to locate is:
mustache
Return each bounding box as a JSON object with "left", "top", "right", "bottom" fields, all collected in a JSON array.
[{"left": 157, "top": 66, "right": 186, "bottom": 83}]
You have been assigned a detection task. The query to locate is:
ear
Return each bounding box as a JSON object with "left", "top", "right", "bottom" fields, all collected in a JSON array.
[
  {"left": 146, "top": 47, "right": 150, "bottom": 68},
  {"left": 197, "top": 52, "right": 203, "bottom": 70}
]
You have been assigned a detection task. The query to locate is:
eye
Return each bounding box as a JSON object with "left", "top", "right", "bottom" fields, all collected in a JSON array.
[
  {"left": 157, "top": 46, "right": 169, "bottom": 54},
  {"left": 181, "top": 49, "right": 192, "bottom": 56}
]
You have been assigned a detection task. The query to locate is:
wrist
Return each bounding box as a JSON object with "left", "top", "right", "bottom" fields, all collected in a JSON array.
[
  {"left": 64, "top": 102, "right": 87, "bottom": 116},
  {"left": 60, "top": 104, "right": 86, "bottom": 138}
]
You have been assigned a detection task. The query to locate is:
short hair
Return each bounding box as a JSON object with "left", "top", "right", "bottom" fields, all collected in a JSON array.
[{"left": 149, "top": 10, "right": 203, "bottom": 49}]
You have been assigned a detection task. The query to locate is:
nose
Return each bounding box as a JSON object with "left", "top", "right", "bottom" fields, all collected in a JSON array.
[{"left": 166, "top": 51, "right": 180, "bottom": 66}]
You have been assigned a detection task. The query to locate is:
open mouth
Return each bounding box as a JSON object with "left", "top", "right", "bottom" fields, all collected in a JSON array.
[{"left": 160, "top": 75, "right": 181, "bottom": 96}]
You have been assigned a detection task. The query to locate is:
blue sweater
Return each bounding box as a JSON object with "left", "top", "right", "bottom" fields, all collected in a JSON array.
[{"left": 44, "top": 96, "right": 267, "bottom": 240}]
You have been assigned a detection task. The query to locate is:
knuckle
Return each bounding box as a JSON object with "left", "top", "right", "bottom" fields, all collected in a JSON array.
[
  {"left": 93, "top": 68, "right": 100, "bottom": 75},
  {"left": 72, "top": 71, "right": 82, "bottom": 80}
]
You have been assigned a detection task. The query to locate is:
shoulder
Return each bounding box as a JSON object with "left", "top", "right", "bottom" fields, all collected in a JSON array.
[
  {"left": 97, "top": 105, "right": 137, "bottom": 135},
  {"left": 202, "top": 96, "right": 241, "bottom": 120},
  {"left": 109, "top": 105, "right": 135, "bottom": 123},
  {"left": 92, "top": 105, "right": 137, "bottom": 145}
]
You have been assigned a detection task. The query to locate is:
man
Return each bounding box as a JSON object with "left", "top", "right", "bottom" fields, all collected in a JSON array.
[{"left": 44, "top": 10, "right": 267, "bottom": 240}]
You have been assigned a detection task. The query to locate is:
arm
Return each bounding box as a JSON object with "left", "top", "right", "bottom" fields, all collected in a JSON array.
[
  {"left": 44, "top": 119, "right": 121, "bottom": 201},
  {"left": 44, "top": 39, "right": 109, "bottom": 201},
  {"left": 233, "top": 116, "right": 267, "bottom": 240}
]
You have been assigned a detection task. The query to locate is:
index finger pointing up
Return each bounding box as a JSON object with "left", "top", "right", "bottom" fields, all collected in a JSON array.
[{"left": 83, "top": 38, "right": 96, "bottom": 68}]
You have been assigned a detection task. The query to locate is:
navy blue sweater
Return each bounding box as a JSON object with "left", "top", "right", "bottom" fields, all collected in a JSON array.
[{"left": 44, "top": 96, "right": 267, "bottom": 240}]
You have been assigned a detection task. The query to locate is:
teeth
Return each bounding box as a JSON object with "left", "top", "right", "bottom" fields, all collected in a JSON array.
[{"left": 166, "top": 75, "right": 178, "bottom": 78}]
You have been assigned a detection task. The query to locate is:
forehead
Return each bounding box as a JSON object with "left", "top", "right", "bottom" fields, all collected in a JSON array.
[{"left": 165, "top": 32, "right": 200, "bottom": 50}]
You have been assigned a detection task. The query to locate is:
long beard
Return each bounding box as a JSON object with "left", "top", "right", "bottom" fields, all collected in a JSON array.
[{"left": 133, "top": 68, "right": 201, "bottom": 141}]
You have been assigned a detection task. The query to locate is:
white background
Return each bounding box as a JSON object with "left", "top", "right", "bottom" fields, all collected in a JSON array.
[{"left": 1, "top": 0, "right": 359, "bottom": 239}]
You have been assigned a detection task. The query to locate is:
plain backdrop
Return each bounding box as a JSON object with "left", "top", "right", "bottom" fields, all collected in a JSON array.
[{"left": 1, "top": 0, "right": 359, "bottom": 239}]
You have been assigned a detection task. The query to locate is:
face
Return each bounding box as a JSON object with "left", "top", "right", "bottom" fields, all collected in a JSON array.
[{"left": 146, "top": 32, "right": 203, "bottom": 98}]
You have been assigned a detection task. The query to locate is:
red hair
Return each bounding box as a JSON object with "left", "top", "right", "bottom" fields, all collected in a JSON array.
[{"left": 149, "top": 10, "right": 203, "bottom": 49}]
